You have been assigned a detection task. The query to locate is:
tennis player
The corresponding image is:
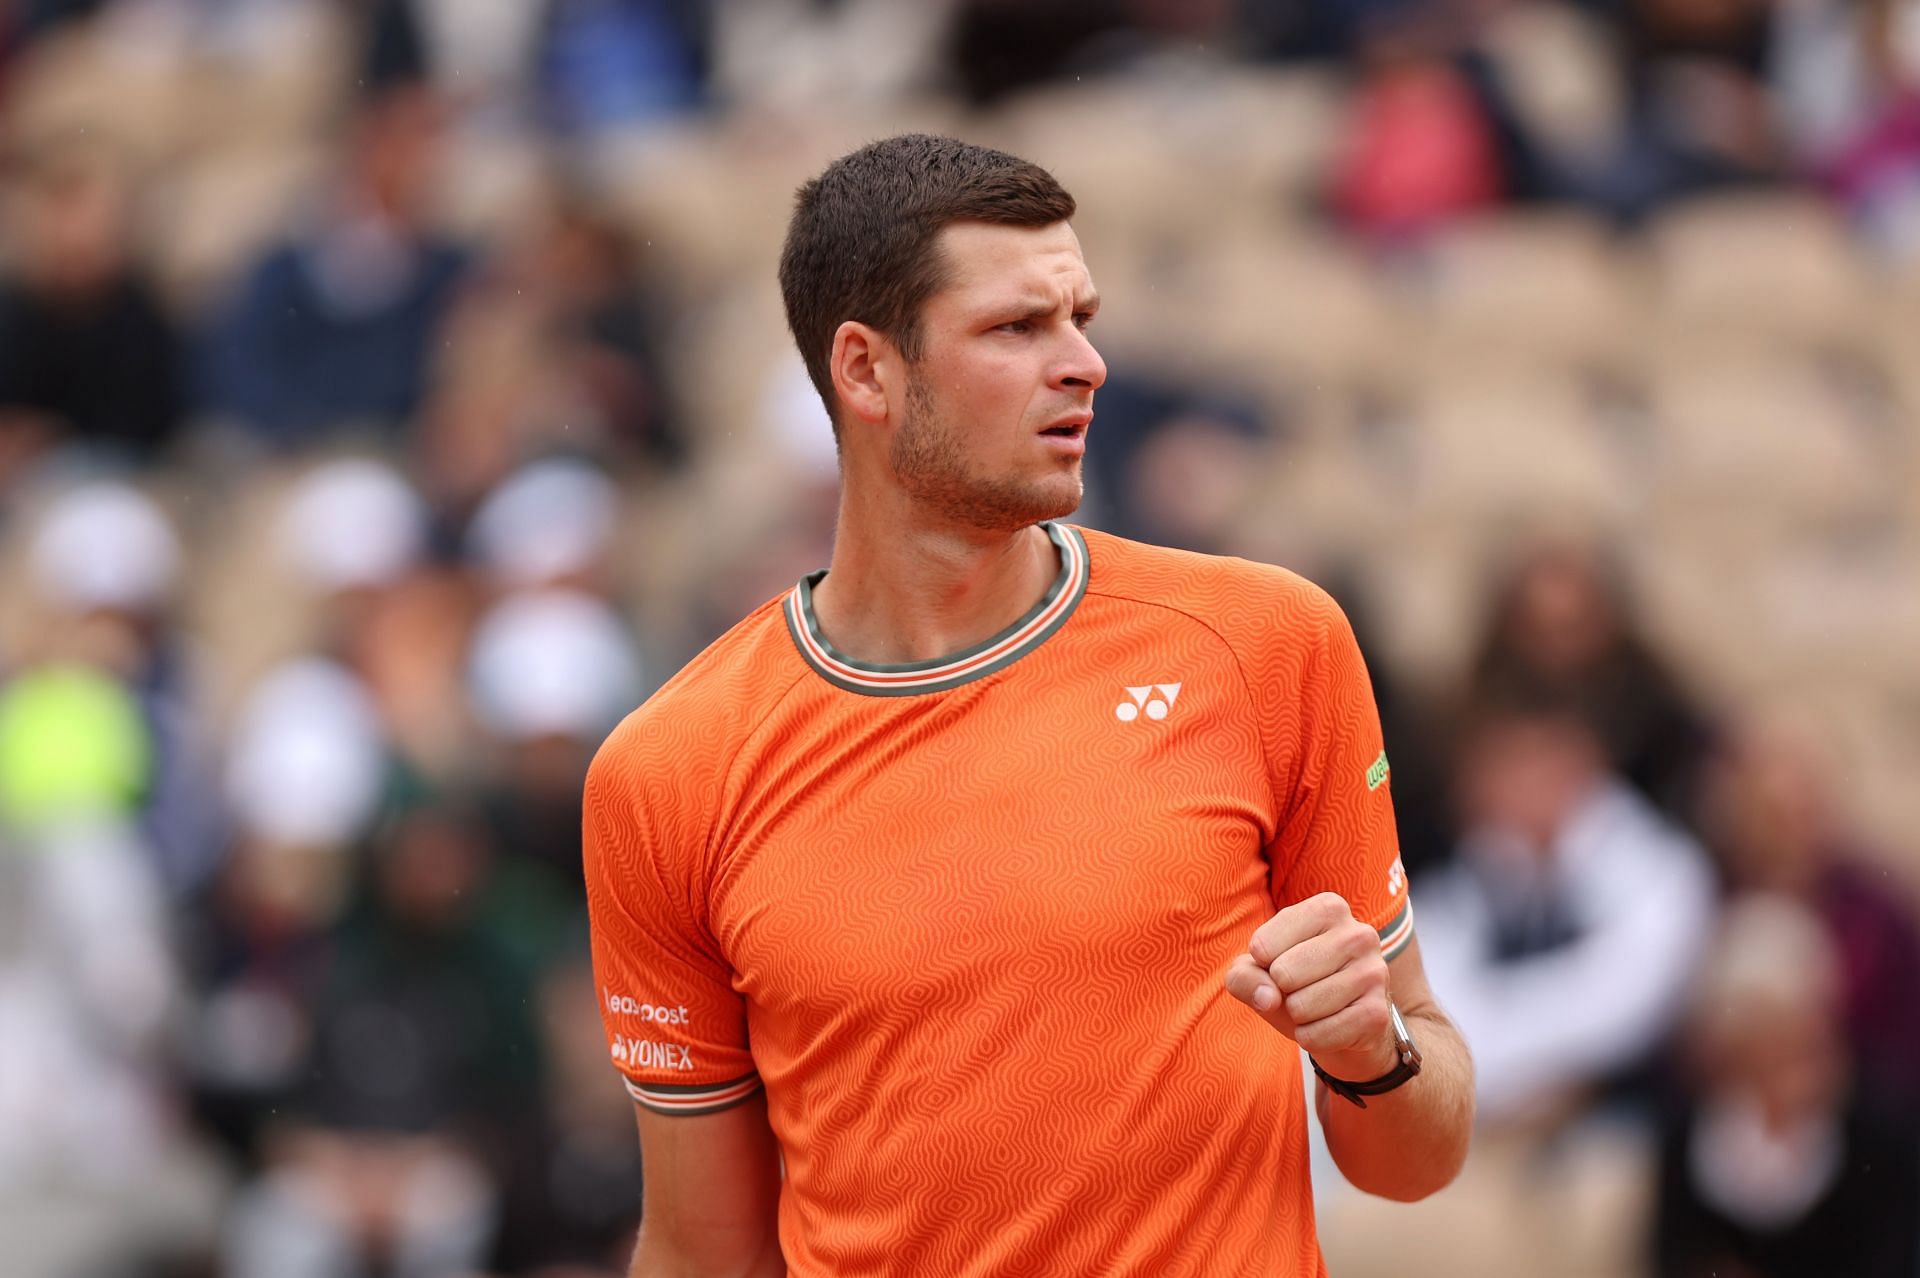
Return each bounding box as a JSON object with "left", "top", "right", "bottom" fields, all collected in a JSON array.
[{"left": 584, "top": 133, "right": 1472, "bottom": 1277}]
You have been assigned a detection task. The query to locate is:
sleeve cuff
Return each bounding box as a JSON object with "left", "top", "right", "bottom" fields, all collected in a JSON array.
[
  {"left": 623, "top": 1071, "right": 763, "bottom": 1116},
  {"left": 1377, "top": 900, "right": 1415, "bottom": 962}
]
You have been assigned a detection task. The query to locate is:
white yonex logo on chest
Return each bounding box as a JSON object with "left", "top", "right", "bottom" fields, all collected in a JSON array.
[{"left": 1116, "top": 683, "right": 1181, "bottom": 722}]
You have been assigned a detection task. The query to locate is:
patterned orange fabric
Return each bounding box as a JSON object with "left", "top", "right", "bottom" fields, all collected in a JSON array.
[{"left": 584, "top": 523, "right": 1411, "bottom": 1277}]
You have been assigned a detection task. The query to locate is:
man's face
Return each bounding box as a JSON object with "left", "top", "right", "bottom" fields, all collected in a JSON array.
[{"left": 889, "top": 220, "right": 1106, "bottom": 531}]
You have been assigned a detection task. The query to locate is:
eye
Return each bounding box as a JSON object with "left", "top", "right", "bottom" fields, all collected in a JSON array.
[
  {"left": 1073, "top": 312, "right": 1095, "bottom": 331},
  {"left": 995, "top": 320, "right": 1032, "bottom": 335}
]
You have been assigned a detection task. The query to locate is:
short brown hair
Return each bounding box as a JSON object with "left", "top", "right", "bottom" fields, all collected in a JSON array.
[{"left": 779, "top": 134, "right": 1076, "bottom": 432}]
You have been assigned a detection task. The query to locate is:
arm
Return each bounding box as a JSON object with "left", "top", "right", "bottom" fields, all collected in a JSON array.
[
  {"left": 1226, "top": 895, "right": 1473, "bottom": 1202},
  {"left": 628, "top": 1092, "right": 784, "bottom": 1278}
]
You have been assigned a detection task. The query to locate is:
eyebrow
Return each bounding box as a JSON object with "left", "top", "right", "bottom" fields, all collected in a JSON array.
[{"left": 995, "top": 290, "right": 1102, "bottom": 321}]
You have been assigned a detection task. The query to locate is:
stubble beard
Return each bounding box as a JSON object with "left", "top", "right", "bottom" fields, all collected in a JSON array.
[{"left": 891, "top": 373, "right": 1082, "bottom": 533}]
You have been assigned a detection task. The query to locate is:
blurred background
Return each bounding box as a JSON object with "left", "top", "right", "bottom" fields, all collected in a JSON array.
[{"left": 1, "top": 1, "right": 1918, "bottom": 1276}]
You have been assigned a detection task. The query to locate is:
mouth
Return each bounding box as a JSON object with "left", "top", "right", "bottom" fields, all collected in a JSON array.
[{"left": 1039, "top": 414, "right": 1091, "bottom": 442}]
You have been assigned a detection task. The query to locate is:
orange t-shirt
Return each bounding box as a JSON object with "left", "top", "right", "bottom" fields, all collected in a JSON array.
[{"left": 584, "top": 523, "right": 1413, "bottom": 1277}]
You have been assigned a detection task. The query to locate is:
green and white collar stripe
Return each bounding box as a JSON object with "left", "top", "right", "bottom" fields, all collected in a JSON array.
[{"left": 785, "top": 522, "right": 1089, "bottom": 697}]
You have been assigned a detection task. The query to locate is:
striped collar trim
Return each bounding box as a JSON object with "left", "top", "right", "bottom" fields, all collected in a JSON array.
[{"left": 785, "top": 522, "right": 1089, "bottom": 697}]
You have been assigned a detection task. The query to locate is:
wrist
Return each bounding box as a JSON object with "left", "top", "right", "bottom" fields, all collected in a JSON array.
[
  {"left": 1312, "top": 1001, "right": 1423, "bottom": 1107},
  {"left": 1310, "top": 1037, "right": 1400, "bottom": 1085}
]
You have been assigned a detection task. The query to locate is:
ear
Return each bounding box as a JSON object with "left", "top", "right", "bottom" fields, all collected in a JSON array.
[{"left": 829, "top": 321, "right": 895, "bottom": 428}]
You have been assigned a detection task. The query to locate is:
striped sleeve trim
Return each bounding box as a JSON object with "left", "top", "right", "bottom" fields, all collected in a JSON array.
[
  {"left": 1376, "top": 900, "right": 1415, "bottom": 962},
  {"left": 624, "top": 1071, "right": 763, "bottom": 1117}
]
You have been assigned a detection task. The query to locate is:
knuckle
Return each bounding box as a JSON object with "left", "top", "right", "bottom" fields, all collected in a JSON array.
[{"left": 1313, "top": 892, "right": 1352, "bottom": 924}]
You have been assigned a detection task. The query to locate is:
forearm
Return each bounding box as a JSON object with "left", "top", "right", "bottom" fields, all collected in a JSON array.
[{"left": 1318, "top": 1005, "right": 1474, "bottom": 1202}]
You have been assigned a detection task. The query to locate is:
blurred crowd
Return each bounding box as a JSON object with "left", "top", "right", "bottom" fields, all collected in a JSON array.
[{"left": 1, "top": 2, "right": 1919, "bottom": 1277}]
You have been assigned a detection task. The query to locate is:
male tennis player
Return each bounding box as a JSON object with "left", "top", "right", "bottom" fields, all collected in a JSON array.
[{"left": 585, "top": 133, "right": 1472, "bottom": 1276}]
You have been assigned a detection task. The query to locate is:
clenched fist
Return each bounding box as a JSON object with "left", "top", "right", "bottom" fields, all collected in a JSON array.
[{"left": 1225, "top": 892, "right": 1398, "bottom": 1083}]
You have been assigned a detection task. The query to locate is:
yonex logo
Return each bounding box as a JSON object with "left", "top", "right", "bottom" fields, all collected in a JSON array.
[
  {"left": 610, "top": 1036, "right": 694, "bottom": 1071},
  {"left": 1116, "top": 683, "right": 1181, "bottom": 723}
]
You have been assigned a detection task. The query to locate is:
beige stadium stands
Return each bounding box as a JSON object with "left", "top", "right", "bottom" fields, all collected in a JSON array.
[
  {"left": 1646, "top": 194, "right": 1879, "bottom": 351},
  {"left": 1409, "top": 212, "right": 1647, "bottom": 370}
]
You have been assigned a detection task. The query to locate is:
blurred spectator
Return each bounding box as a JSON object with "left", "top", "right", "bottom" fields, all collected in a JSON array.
[
  {"left": 279, "top": 456, "right": 432, "bottom": 601},
  {"left": 1774, "top": 0, "right": 1920, "bottom": 254},
  {"left": 25, "top": 479, "right": 225, "bottom": 897},
  {"left": 1465, "top": 537, "right": 1716, "bottom": 822},
  {"left": 711, "top": 0, "right": 948, "bottom": 112},
  {"left": 222, "top": 802, "right": 537, "bottom": 1278},
  {"left": 367, "top": 0, "right": 709, "bottom": 133},
  {"left": 363, "top": 0, "right": 545, "bottom": 112},
  {"left": 466, "top": 588, "right": 640, "bottom": 968},
  {"left": 467, "top": 455, "right": 621, "bottom": 595},
  {"left": 538, "top": 0, "right": 710, "bottom": 132},
  {"left": 947, "top": 0, "right": 1130, "bottom": 106},
  {"left": 1563, "top": 0, "right": 1782, "bottom": 219},
  {"left": 185, "top": 657, "right": 390, "bottom": 1160},
  {"left": 1699, "top": 716, "right": 1920, "bottom": 1107},
  {"left": 0, "top": 649, "right": 216, "bottom": 1274},
  {"left": 1334, "top": 15, "right": 1505, "bottom": 240},
  {"left": 201, "top": 83, "right": 470, "bottom": 444},
  {"left": 519, "top": 195, "right": 684, "bottom": 469},
  {"left": 1417, "top": 691, "right": 1715, "bottom": 1123},
  {"left": 0, "top": 141, "right": 187, "bottom": 479},
  {"left": 0, "top": 0, "right": 108, "bottom": 72},
  {"left": 273, "top": 455, "right": 487, "bottom": 781},
  {"left": 1079, "top": 374, "right": 1274, "bottom": 553},
  {"left": 1653, "top": 894, "right": 1920, "bottom": 1278},
  {"left": 418, "top": 194, "right": 684, "bottom": 514},
  {"left": 485, "top": 954, "right": 643, "bottom": 1276}
]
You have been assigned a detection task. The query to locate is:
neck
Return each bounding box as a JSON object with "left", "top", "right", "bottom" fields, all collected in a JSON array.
[{"left": 810, "top": 487, "right": 1060, "bottom": 665}]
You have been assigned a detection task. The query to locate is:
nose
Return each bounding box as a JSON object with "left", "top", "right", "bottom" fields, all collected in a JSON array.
[{"left": 1056, "top": 325, "right": 1107, "bottom": 393}]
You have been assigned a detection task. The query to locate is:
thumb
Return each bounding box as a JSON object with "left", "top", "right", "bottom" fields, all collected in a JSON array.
[{"left": 1224, "top": 953, "right": 1299, "bottom": 1039}]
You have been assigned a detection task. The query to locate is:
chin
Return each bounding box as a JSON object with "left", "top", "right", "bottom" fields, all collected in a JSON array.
[{"left": 1010, "top": 473, "right": 1083, "bottom": 526}]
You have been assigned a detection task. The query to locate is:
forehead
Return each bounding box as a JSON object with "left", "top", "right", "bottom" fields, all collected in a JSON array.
[{"left": 928, "top": 220, "right": 1093, "bottom": 308}]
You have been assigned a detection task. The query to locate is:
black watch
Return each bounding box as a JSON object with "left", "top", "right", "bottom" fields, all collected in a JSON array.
[{"left": 1311, "top": 1001, "right": 1422, "bottom": 1109}]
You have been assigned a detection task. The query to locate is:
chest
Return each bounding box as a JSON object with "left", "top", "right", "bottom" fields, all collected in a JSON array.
[{"left": 706, "top": 644, "right": 1280, "bottom": 1024}]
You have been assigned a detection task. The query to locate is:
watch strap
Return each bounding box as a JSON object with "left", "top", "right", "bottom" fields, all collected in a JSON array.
[
  {"left": 1311, "top": 1002, "right": 1422, "bottom": 1109},
  {"left": 1311, "top": 1053, "right": 1419, "bottom": 1109}
]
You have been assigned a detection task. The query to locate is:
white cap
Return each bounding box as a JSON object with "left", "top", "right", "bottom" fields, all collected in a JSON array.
[
  {"left": 225, "top": 658, "right": 385, "bottom": 847},
  {"left": 30, "top": 482, "right": 181, "bottom": 613},
  {"left": 467, "top": 589, "right": 640, "bottom": 742},
  {"left": 467, "top": 457, "right": 618, "bottom": 588},
  {"left": 278, "top": 458, "right": 427, "bottom": 592}
]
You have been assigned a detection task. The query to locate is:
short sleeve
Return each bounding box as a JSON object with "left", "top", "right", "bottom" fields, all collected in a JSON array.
[
  {"left": 1266, "top": 589, "right": 1414, "bottom": 960},
  {"left": 582, "top": 725, "right": 760, "bottom": 1115}
]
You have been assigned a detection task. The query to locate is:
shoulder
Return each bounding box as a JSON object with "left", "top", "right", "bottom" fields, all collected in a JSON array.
[
  {"left": 1076, "top": 525, "right": 1350, "bottom": 666},
  {"left": 586, "top": 594, "right": 804, "bottom": 807}
]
